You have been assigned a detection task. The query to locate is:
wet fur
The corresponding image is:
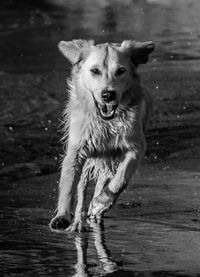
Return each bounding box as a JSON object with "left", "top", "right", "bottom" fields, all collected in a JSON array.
[{"left": 49, "top": 39, "right": 154, "bottom": 232}]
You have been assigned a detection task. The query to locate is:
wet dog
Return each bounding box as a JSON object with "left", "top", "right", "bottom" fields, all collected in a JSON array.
[{"left": 49, "top": 39, "right": 154, "bottom": 232}]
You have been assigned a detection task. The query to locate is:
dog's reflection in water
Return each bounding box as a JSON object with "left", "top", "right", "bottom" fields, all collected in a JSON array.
[{"left": 72, "top": 221, "right": 118, "bottom": 277}]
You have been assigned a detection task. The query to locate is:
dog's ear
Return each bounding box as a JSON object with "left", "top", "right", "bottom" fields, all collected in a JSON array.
[
  {"left": 120, "top": 40, "right": 155, "bottom": 67},
  {"left": 58, "top": 39, "right": 94, "bottom": 64}
]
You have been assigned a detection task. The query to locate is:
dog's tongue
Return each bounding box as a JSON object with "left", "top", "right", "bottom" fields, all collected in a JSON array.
[
  {"left": 102, "top": 104, "right": 108, "bottom": 113},
  {"left": 102, "top": 104, "right": 113, "bottom": 115},
  {"left": 98, "top": 103, "right": 117, "bottom": 120},
  {"left": 107, "top": 105, "right": 114, "bottom": 114}
]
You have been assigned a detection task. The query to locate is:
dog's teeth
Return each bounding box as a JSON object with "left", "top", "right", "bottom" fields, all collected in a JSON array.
[{"left": 97, "top": 103, "right": 117, "bottom": 119}]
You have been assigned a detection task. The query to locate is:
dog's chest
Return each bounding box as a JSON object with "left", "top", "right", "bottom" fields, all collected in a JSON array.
[{"left": 85, "top": 116, "right": 133, "bottom": 155}]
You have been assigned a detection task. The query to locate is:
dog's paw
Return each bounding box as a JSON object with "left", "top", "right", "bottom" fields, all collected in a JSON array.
[
  {"left": 66, "top": 219, "right": 89, "bottom": 233},
  {"left": 49, "top": 215, "right": 70, "bottom": 231},
  {"left": 88, "top": 187, "right": 116, "bottom": 218}
]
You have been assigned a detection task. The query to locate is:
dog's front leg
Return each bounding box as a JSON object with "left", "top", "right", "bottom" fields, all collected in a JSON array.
[
  {"left": 90, "top": 145, "right": 143, "bottom": 218},
  {"left": 50, "top": 147, "right": 85, "bottom": 231}
]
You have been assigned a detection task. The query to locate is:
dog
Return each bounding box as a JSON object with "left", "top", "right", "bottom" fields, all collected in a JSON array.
[{"left": 49, "top": 39, "right": 154, "bottom": 232}]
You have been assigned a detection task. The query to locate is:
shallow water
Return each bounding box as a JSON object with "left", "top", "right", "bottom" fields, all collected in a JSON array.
[
  {"left": 1, "top": 166, "right": 200, "bottom": 276},
  {"left": 1, "top": 0, "right": 200, "bottom": 276}
]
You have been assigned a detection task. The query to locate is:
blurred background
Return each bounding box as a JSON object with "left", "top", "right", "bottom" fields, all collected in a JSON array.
[
  {"left": 1, "top": 0, "right": 200, "bottom": 171},
  {"left": 1, "top": 0, "right": 200, "bottom": 276},
  {"left": 1, "top": 0, "right": 200, "bottom": 172}
]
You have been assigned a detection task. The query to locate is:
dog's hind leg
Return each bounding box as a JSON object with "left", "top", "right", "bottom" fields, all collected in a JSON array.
[
  {"left": 67, "top": 160, "right": 92, "bottom": 232},
  {"left": 88, "top": 174, "right": 110, "bottom": 220},
  {"left": 88, "top": 162, "right": 113, "bottom": 220}
]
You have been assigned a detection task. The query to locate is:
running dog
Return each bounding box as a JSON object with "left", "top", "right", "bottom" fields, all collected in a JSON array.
[{"left": 49, "top": 39, "right": 154, "bottom": 232}]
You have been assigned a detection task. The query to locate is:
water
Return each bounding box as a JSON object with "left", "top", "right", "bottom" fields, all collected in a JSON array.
[
  {"left": 0, "top": 0, "right": 200, "bottom": 276},
  {"left": 1, "top": 169, "right": 200, "bottom": 276}
]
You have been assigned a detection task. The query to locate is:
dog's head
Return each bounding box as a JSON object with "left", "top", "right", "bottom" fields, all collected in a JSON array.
[{"left": 58, "top": 39, "right": 154, "bottom": 120}]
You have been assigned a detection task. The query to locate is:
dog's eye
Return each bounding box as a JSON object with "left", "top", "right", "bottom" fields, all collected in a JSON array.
[
  {"left": 90, "top": 68, "right": 101, "bottom": 75},
  {"left": 115, "top": 67, "right": 126, "bottom": 77}
]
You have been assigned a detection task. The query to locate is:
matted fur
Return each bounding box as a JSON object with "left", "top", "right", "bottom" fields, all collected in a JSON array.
[{"left": 49, "top": 39, "right": 154, "bottom": 232}]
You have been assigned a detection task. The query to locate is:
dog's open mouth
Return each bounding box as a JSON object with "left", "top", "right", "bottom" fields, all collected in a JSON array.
[{"left": 96, "top": 103, "right": 118, "bottom": 120}]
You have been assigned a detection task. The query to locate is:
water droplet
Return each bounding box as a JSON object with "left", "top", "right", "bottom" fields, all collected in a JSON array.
[
  {"left": 163, "top": 166, "right": 170, "bottom": 171},
  {"left": 8, "top": 126, "right": 13, "bottom": 131},
  {"left": 155, "top": 85, "right": 159, "bottom": 89},
  {"left": 44, "top": 127, "right": 48, "bottom": 131}
]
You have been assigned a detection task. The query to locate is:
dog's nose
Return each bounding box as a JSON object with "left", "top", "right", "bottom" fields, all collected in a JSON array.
[{"left": 101, "top": 90, "right": 116, "bottom": 102}]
